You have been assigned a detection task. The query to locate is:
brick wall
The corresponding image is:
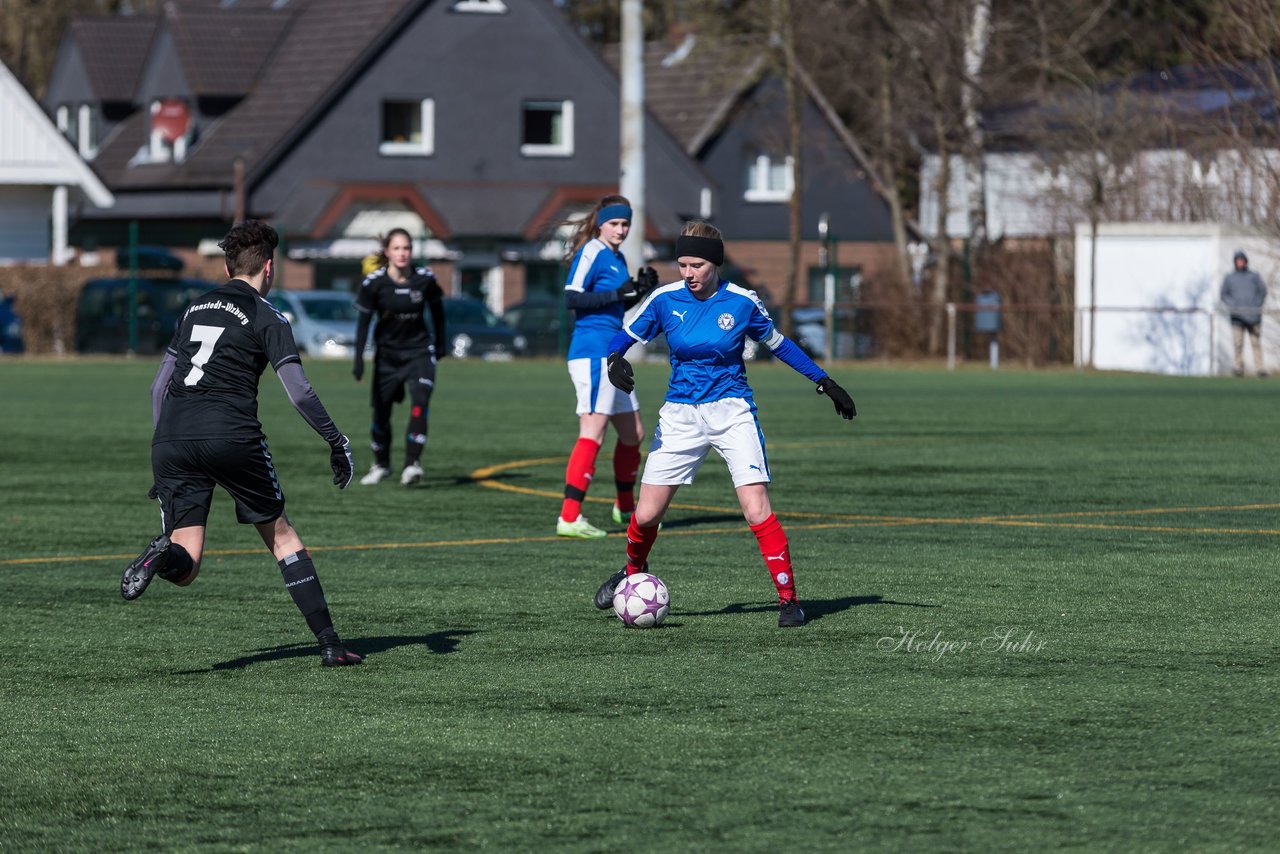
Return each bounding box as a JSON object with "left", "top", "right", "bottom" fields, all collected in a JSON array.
[{"left": 725, "top": 240, "right": 901, "bottom": 304}]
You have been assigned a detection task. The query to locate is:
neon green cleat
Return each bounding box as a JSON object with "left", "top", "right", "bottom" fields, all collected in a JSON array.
[
  {"left": 611, "top": 504, "right": 631, "bottom": 525},
  {"left": 557, "top": 515, "right": 607, "bottom": 539}
]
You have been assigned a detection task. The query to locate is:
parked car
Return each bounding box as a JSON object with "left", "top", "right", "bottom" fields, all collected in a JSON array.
[
  {"left": 0, "top": 295, "right": 22, "bottom": 353},
  {"left": 792, "top": 306, "right": 870, "bottom": 360},
  {"left": 501, "top": 296, "right": 572, "bottom": 356},
  {"left": 268, "top": 289, "right": 372, "bottom": 360},
  {"left": 443, "top": 297, "right": 527, "bottom": 359},
  {"left": 76, "top": 277, "right": 217, "bottom": 354}
]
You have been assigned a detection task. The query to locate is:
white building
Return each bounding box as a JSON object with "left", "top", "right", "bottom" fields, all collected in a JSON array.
[
  {"left": 1074, "top": 222, "right": 1277, "bottom": 376},
  {"left": 0, "top": 61, "right": 113, "bottom": 264}
]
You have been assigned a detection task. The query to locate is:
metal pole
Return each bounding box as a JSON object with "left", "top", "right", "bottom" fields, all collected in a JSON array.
[
  {"left": 619, "top": 0, "right": 645, "bottom": 275},
  {"left": 1207, "top": 308, "right": 1216, "bottom": 376},
  {"left": 819, "top": 213, "right": 834, "bottom": 362},
  {"left": 946, "top": 302, "right": 957, "bottom": 371},
  {"left": 127, "top": 219, "right": 139, "bottom": 356}
]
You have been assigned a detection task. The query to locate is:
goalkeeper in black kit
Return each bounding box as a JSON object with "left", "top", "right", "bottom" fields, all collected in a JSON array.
[{"left": 120, "top": 219, "right": 363, "bottom": 667}]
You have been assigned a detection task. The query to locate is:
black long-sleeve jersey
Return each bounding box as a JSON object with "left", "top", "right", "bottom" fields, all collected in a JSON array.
[
  {"left": 354, "top": 266, "right": 446, "bottom": 356},
  {"left": 152, "top": 280, "right": 341, "bottom": 446}
]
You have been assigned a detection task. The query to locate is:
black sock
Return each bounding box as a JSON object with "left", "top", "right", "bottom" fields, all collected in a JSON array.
[
  {"left": 158, "top": 543, "right": 195, "bottom": 584},
  {"left": 278, "top": 549, "right": 335, "bottom": 640}
]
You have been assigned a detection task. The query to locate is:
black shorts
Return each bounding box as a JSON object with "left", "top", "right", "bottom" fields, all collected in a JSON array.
[
  {"left": 151, "top": 437, "right": 285, "bottom": 531},
  {"left": 1230, "top": 316, "right": 1261, "bottom": 334},
  {"left": 373, "top": 350, "right": 436, "bottom": 408}
]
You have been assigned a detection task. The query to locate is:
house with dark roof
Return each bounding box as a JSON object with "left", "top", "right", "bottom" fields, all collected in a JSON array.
[
  {"left": 45, "top": 0, "right": 897, "bottom": 318},
  {"left": 604, "top": 33, "right": 900, "bottom": 305},
  {"left": 44, "top": 0, "right": 709, "bottom": 311}
]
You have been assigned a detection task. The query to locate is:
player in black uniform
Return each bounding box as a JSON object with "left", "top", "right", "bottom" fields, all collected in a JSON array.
[
  {"left": 120, "top": 220, "right": 363, "bottom": 668},
  {"left": 352, "top": 228, "right": 447, "bottom": 487}
]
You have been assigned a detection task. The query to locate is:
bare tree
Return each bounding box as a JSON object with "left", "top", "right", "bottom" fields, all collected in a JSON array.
[{"left": 0, "top": 0, "right": 160, "bottom": 97}]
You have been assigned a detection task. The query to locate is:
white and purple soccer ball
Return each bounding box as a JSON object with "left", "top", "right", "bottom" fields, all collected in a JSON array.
[{"left": 611, "top": 572, "right": 670, "bottom": 628}]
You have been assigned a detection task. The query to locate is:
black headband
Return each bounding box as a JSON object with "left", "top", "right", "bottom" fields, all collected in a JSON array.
[{"left": 675, "top": 235, "right": 724, "bottom": 266}]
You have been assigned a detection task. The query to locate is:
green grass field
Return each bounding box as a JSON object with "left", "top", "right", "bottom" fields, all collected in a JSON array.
[{"left": 2, "top": 357, "right": 1277, "bottom": 851}]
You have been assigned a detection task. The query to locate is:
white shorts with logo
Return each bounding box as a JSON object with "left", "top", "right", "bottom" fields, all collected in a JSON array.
[
  {"left": 568, "top": 357, "right": 640, "bottom": 416},
  {"left": 642, "top": 398, "right": 770, "bottom": 488}
]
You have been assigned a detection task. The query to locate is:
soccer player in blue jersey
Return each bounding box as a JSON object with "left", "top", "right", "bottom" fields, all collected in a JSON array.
[
  {"left": 557, "top": 195, "right": 658, "bottom": 538},
  {"left": 591, "top": 221, "right": 856, "bottom": 627}
]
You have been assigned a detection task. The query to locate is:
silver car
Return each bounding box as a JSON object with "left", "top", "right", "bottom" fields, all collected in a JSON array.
[{"left": 269, "top": 290, "right": 372, "bottom": 359}]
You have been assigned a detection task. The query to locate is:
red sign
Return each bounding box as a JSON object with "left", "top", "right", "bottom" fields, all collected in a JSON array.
[{"left": 151, "top": 99, "right": 190, "bottom": 142}]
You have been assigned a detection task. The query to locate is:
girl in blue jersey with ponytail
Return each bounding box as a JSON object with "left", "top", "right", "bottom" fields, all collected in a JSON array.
[
  {"left": 592, "top": 220, "right": 856, "bottom": 627},
  {"left": 556, "top": 194, "right": 658, "bottom": 539}
]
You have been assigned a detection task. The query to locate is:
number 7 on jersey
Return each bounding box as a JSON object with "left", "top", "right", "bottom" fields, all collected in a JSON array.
[{"left": 183, "top": 324, "right": 225, "bottom": 386}]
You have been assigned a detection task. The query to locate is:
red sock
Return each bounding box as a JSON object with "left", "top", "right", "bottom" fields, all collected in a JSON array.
[
  {"left": 625, "top": 516, "right": 660, "bottom": 574},
  {"left": 750, "top": 513, "right": 796, "bottom": 603},
  {"left": 560, "top": 437, "right": 601, "bottom": 521},
  {"left": 613, "top": 441, "right": 641, "bottom": 513}
]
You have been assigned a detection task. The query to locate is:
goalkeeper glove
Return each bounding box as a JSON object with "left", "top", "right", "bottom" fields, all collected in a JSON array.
[
  {"left": 352, "top": 354, "right": 365, "bottom": 382},
  {"left": 638, "top": 266, "right": 659, "bottom": 294},
  {"left": 816, "top": 377, "right": 856, "bottom": 419},
  {"left": 330, "top": 435, "right": 354, "bottom": 489},
  {"left": 607, "top": 352, "right": 635, "bottom": 393}
]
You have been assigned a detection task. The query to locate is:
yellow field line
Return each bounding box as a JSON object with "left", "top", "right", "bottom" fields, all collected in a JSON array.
[{"left": 6, "top": 456, "right": 1279, "bottom": 567}]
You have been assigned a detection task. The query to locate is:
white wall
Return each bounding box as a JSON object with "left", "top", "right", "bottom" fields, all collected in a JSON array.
[
  {"left": 1074, "top": 222, "right": 1279, "bottom": 375},
  {"left": 0, "top": 186, "right": 51, "bottom": 263}
]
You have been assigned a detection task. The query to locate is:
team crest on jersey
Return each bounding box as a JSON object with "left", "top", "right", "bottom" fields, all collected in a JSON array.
[
  {"left": 717, "top": 313, "right": 735, "bottom": 331},
  {"left": 410, "top": 290, "right": 423, "bottom": 304}
]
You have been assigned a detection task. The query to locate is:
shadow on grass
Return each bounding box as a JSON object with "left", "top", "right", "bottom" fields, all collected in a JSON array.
[
  {"left": 678, "top": 594, "right": 938, "bottom": 623},
  {"left": 658, "top": 513, "right": 744, "bottom": 530},
  {"left": 173, "top": 629, "right": 478, "bottom": 673}
]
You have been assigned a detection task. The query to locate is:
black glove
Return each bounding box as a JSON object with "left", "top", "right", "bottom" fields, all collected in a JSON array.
[
  {"left": 638, "top": 266, "right": 659, "bottom": 294},
  {"left": 330, "top": 435, "right": 354, "bottom": 489},
  {"left": 352, "top": 354, "right": 364, "bottom": 382},
  {"left": 618, "top": 279, "right": 643, "bottom": 309},
  {"left": 607, "top": 352, "right": 635, "bottom": 393},
  {"left": 817, "top": 377, "right": 856, "bottom": 419},
  {"left": 147, "top": 484, "right": 160, "bottom": 501}
]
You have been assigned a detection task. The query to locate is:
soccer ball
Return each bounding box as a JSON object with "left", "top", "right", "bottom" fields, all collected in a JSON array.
[{"left": 611, "top": 572, "right": 670, "bottom": 628}]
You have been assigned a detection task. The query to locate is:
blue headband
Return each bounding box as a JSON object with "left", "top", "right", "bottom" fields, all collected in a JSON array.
[{"left": 597, "top": 204, "right": 633, "bottom": 226}]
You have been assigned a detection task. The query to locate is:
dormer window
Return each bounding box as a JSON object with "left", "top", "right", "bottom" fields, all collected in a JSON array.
[
  {"left": 744, "top": 153, "right": 794, "bottom": 202},
  {"left": 380, "top": 99, "right": 435, "bottom": 156},
  {"left": 56, "top": 104, "right": 98, "bottom": 161},
  {"left": 149, "top": 99, "right": 192, "bottom": 164},
  {"left": 521, "top": 100, "right": 574, "bottom": 157},
  {"left": 56, "top": 105, "right": 78, "bottom": 147}
]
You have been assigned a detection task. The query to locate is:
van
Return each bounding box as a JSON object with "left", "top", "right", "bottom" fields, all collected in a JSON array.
[{"left": 75, "top": 277, "right": 217, "bottom": 355}]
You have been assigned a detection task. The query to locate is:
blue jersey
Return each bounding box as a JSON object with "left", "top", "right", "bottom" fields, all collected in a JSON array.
[
  {"left": 565, "top": 238, "right": 630, "bottom": 359},
  {"left": 622, "top": 280, "right": 781, "bottom": 405}
]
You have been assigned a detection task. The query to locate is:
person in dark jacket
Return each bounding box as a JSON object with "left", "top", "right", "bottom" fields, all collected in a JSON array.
[
  {"left": 1220, "top": 249, "right": 1268, "bottom": 377},
  {"left": 352, "top": 228, "right": 446, "bottom": 486}
]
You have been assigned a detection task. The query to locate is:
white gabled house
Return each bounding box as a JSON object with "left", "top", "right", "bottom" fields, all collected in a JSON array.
[{"left": 0, "top": 60, "right": 113, "bottom": 265}]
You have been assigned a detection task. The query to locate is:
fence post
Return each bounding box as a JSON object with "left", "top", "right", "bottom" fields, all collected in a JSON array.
[
  {"left": 1074, "top": 307, "right": 1083, "bottom": 371},
  {"left": 1207, "top": 308, "right": 1215, "bottom": 376},
  {"left": 946, "top": 302, "right": 957, "bottom": 371}
]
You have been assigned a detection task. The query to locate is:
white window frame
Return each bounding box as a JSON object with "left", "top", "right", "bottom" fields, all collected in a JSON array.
[
  {"left": 744, "top": 153, "right": 794, "bottom": 203},
  {"left": 78, "top": 104, "right": 98, "bottom": 160},
  {"left": 520, "top": 100, "right": 574, "bottom": 157},
  {"left": 452, "top": 0, "right": 507, "bottom": 12},
  {"left": 379, "top": 98, "right": 435, "bottom": 157}
]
